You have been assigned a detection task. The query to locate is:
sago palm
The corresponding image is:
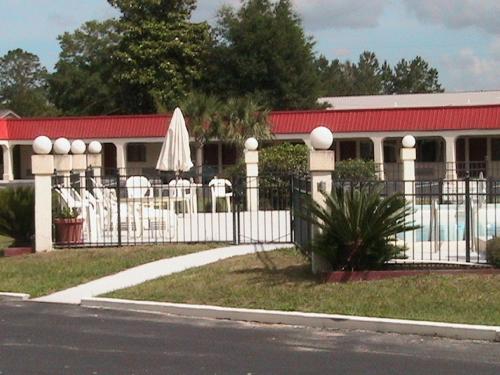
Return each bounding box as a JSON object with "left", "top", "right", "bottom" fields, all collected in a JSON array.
[
  {"left": 0, "top": 187, "right": 35, "bottom": 246},
  {"left": 307, "top": 185, "right": 418, "bottom": 271}
]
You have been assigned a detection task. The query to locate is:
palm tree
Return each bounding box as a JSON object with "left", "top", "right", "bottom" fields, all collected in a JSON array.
[
  {"left": 308, "top": 185, "right": 418, "bottom": 271},
  {"left": 221, "top": 97, "right": 272, "bottom": 155},
  {"left": 182, "top": 92, "right": 222, "bottom": 180}
]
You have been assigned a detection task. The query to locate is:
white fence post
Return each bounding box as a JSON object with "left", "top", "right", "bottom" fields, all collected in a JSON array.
[
  {"left": 309, "top": 127, "right": 335, "bottom": 274},
  {"left": 244, "top": 137, "right": 259, "bottom": 212},
  {"left": 87, "top": 141, "right": 103, "bottom": 185},
  {"left": 32, "top": 136, "right": 54, "bottom": 252},
  {"left": 400, "top": 135, "right": 416, "bottom": 198}
]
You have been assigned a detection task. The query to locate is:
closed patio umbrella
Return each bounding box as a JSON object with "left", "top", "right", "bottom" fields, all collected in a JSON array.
[{"left": 156, "top": 107, "right": 193, "bottom": 174}]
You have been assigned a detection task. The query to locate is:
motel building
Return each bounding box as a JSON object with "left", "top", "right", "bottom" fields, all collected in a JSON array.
[{"left": 1, "top": 91, "right": 500, "bottom": 182}]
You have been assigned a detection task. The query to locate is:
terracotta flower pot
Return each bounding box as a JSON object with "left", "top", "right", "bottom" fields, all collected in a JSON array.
[{"left": 54, "top": 218, "right": 84, "bottom": 245}]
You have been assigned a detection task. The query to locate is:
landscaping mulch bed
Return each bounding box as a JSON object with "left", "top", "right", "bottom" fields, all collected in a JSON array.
[{"left": 325, "top": 268, "right": 500, "bottom": 283}]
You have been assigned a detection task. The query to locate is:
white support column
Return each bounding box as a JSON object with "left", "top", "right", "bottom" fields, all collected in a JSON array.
[
  {"left": 310, "top": 149, "right": 335, "bottom": 274},
  {"left": 72, "top": 153, "right": 87, "bottom": 224},
  {"left": 2, "top": 145, "right": 13, "bottom": 181},
  {"left": 371, "top": 137, "right": 385, "bottom": 180},
  {"left": 444, "top": 135, "right": 457, "bottom": 180},
  {"left": 401, "top": 136, "right": 416, "bottom": 198},
  {"left": 486, "top": 137, "right": 492, "bottom": 177},
  {"left": 87, "top": 141, "right": 103, "bottom": 185},
  {"left": 32, "top": 154, "right": 54, "bottom": 252},
  {"left": 87, "top": 153, "right": 103, "bottom": 185},
  {"left": 54, "top": 154, "right": 73, "bottom": 187},
  {"left": 115, "top": 141, "right": 127, "bottom": 171},
  {"left": 245, "top": 150, "right": 259, "bottom": 212},
  {"left": 309, "top": 127, "right": 335, "bottom": 275}
]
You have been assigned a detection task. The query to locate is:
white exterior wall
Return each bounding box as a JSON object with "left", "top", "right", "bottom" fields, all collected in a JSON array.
[{"left": 126, "top": 142, "right": 162, "bottom": 172}]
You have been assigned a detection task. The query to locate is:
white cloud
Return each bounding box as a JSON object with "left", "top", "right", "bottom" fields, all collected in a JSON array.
[
  {"left": 292, "top": 0, "right": 388, "bottom": 30},
  {"left": 193, "top": 0, "right": 389, "bottom": 30},
  {"left": 402, "top": 0, "right": 500, "bottom": 34},
  {"left": 441, "top": 39, "right": 500, "bottom": 91}
]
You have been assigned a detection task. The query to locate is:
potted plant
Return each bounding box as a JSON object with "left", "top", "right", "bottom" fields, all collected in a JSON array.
[
  {"left": 0, "top": 186, "right": 35, "bottom": 256},
  {"left": 54, "top": 206, "right": 84, "bottom": 245}
]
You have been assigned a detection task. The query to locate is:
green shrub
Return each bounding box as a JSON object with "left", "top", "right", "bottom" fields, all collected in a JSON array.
[
  {"left": 333, "top": 159, "right": 377, "bottom": 181},
  {"left": 486, "top": 238, "right": 500, "bottom": 268},
  {"left": 0, "top": 187, "right": 35, "bottom": 247},
  {"left": 260, "top": 143, "right": 308, "bottom": 175},
  {"left": 307, "top": 185, "right": 417, "bottom": 271}
]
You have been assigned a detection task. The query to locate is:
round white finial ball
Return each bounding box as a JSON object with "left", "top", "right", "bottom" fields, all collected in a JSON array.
[
  {"left": 71, "top": 139, "right": 86, "bottom": 154},
  {"left": 244, "top": 137, "right": 259, "bottom": 151},
  {"left": 310, "top": 126, "right": 333, "bottom": 150},
  {"left": 32, "top": 136, "right": 52, "bottom": 155},
  {"left": 53, "top": 137, "right": 71, "bottom": 155},
  {"left": 88, "top": 141, "right": 102, "bottom": 154},
  {"left": 402, "top": 135, "right": 416, "bottom": 148}
]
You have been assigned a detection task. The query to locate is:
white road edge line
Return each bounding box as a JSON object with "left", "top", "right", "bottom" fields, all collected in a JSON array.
[{"left": 81, "top": 297, "right": 500, "bottom": 342}]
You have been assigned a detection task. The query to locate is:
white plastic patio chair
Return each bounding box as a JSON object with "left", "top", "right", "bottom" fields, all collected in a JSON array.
[
  {"left": 209, "top": 177, "right": 233, "bottom": 213},
  {"left": 126, "top": 176, "right": 153, "bottom": 200},
  {"left": 168, "top": 179, "right": 195, "bottom": 214}
]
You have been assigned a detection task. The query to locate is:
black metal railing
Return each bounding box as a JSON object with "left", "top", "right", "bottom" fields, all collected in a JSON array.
[{"left": 52, "top": 168, "right": 294, "bottom": 247}]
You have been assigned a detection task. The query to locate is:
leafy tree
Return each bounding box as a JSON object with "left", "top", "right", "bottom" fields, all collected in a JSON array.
[
  {"left": 390, "top": 56, "right": 444, "bottom": 94},
  {"left": 211, "top": 0, "right": 321, "bottom": 109},
  {"left": 49, "top": 20, "right": 124, "bottom": 115},
  {"left": 316, "top": 56, "right": 354, "bottom": 97},
  {"left": 0, "top": 49, "right": 55, "bottom": 117},
  {"left": 108, "top": 0, "right": 212, "bottom": 112},
  {"left": 316, "top": 52, "right": 444, "bottom": 96},
  {"left": 352, "top": 51, "right": 382, "bottom": 95},
  {"left": 308, "top": 186, "right": 417, "bottom": 271},
  {"left": 181, "top": 92, "right": 222, "bottom": 179},
  {"left": 380, "top": 61, "right": 394, "bottom": 94}
]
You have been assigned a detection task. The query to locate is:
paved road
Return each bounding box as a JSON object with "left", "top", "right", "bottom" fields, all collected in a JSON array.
[{"left": 1, "top": 301, "right": 499, "bottom": 375}]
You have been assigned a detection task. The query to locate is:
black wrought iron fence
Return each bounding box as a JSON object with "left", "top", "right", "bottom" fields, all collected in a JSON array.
[
  {"left": 292, "top": 174, "right": 312, "bottom": 251},
  {"left": 332, "top": 176, "right": 495, "bottom": 264},
  {"left": 52, "top": 168, "right": 294, "bottom": 247}
]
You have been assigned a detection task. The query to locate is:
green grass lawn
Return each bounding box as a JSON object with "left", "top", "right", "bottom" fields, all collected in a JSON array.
[
  {"left": 0, "top": 243, "right": 222, "bottom": 298},
  {"left": 108, "top": 248, "right": 500, "bottom": 326}
]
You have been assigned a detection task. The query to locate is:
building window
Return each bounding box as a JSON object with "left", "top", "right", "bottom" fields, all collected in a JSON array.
[
  {"left": 383, "top": 140, "right": 398, "bottom": 163},
  {"left": 360, "top": 141, "right": 374, "bottom": 160},
  {"left": 416, "top": 139, "right": 444, "bottom": 162},
  {"left": 127, "top": 143, "right": 146, "bottom": 162}
]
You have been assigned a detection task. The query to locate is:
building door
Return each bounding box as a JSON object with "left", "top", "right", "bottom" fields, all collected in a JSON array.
[
  {"left": 468, "top": 138, "right": 487, "bottom": 177},
  {"left": 103, "top": 143, "right": 117, "bottom": 175}
]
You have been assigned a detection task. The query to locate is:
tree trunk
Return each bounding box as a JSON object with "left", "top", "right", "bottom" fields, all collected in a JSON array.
[{"left": 195, "top": 144, "right": 203, "bottom": 184}]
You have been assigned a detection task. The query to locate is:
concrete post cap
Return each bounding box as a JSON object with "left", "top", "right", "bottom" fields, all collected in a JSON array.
[
  {"left": 244, "top": 137, "right": 258, "bottom": 151},
  {"left": 71, "top": 139, "right": 86, "bottom": 154},
  {"left": 402, "top": 135, "right": 416, "bottom": 148},
  {"left": 53, "top": 138, "right": 71, "bottom": 154},
  {"left": 32, "top": 136, "right": 52, "bottom": 155},
  {"left": 310, "top": 126, "right": 333, "bottom": 150},
  {"left": 88, "top": 141, "right": 102, "bottom": 154}
]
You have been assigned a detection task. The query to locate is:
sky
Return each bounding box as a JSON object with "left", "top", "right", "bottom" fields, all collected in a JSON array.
[{"left": 0, "top": 0, "right": 499, "bottom": 92}]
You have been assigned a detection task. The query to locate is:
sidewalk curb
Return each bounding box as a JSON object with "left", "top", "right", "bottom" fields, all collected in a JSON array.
[
  {"left": 81, "top": 297, "right": 500, "bottom": 342},
  {"left": 0, "top": 292, "right": 30, "bottom": 301}
]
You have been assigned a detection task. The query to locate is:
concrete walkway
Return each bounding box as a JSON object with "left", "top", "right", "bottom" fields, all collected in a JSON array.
[{"left": 35, "top": 243, "right": 293, "bottom": 305}]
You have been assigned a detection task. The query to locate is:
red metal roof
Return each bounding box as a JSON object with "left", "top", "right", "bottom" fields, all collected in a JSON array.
[
  {"left": 2, "top": 105, "right": 500, "bottom": 141},
  {"left": 268, "top": 105, "right": 500, "bottom": 134},
  {"left": 3, "top": 114, "right": 171, "bottom": 140}
]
